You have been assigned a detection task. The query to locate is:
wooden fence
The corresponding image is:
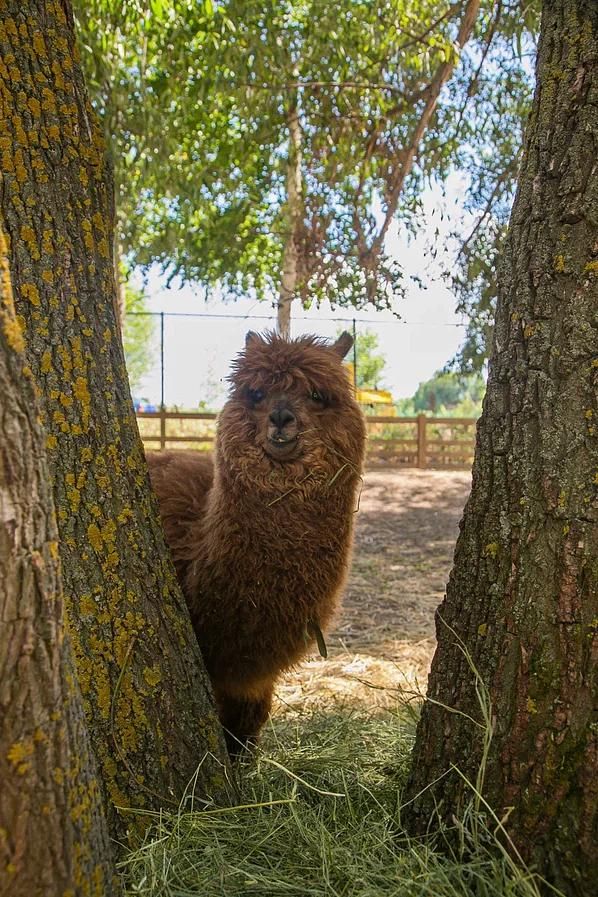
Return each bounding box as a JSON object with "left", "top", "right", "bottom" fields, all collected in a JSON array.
[{"left": 137, "top": 411, "right": 477, "bottom": 469}]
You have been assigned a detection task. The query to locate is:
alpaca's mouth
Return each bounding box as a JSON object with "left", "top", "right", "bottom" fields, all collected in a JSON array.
[{"left": 265, "top": 435, "right": 299, "bottom": 459}]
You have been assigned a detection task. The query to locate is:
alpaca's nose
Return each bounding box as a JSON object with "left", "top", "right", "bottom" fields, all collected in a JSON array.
[{"left": 269, "top": 406, "right": 296, "bottom": 430}]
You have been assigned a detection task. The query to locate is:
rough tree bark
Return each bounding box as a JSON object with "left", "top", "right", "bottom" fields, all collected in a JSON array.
[
  {"left": 0, "top": 232, "right": 119, "bottom": 895},
  {"left": 404, "top": 3, "right": 598, "bottom": 894},
  {"left": 0, "top": 0, "right": 231, "bottom": 842},
  {"left": 277, "top": 88, "right": 303, "bottom": 337}
]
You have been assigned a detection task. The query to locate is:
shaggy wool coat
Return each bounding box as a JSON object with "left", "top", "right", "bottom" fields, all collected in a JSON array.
[{"left": 147, "top": 332, "right": 366, "bottom": 753}]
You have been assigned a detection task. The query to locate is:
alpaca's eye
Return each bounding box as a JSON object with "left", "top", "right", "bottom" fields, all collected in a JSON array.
[
  {"left": 247, "top": 388, "right": 265, "bottom": 405},
  {"left": 310, "top": 389, "right": 325, "bottom": 404}
]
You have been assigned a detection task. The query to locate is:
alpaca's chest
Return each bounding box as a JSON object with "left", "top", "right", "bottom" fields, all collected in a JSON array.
[
  {"left": 205, "top": 499, "right": 351, "bottom": 600},
  {"left": 187, "top": 501, "right": 354, "bottom": 687},
  {"left": 201, "top": 519, "right": 348, "bottom": 620}
]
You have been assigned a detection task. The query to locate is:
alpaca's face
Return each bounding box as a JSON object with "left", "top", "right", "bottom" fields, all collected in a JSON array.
[
  {"left": 245, "top": 379, "right": 327, "bottom": 461},
  {"left": 218, "top": 332, "right": 365, "bottom": 484}
]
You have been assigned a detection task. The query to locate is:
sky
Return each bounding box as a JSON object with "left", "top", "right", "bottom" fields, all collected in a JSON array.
[{"left": 135, "top": 180, "right": 470, "bottom": 408}]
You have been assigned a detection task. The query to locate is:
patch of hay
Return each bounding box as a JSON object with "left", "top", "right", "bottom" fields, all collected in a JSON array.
[{"left": 121, "top": 701, "right": 554, "bottom": 897}]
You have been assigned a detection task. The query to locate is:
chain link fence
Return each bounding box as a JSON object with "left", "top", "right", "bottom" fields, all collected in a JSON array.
[
  {"left": 127, "top": 309, "right": 468, "bottom": 413},
  {"left": 129, "top": 310, "right": 476, "bottom": 468}
]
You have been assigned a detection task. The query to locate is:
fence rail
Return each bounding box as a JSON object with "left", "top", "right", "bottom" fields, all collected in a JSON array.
[{"left": 137, "top": 411, "right": 477, "bottom": 469}]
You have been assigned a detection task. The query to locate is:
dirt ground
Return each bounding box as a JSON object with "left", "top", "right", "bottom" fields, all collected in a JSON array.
[{"left": 275, "top": 468, "right": 472, "bottom": 716}]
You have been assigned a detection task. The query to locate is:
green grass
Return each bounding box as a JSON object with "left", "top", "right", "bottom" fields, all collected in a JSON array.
[{"left": 120, "top": 702, "right": 554, "bottom": 897}]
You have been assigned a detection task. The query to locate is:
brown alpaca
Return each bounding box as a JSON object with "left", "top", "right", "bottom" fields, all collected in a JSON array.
[{"left": 147, "top": 331, "right": 366, "bottom": 754}]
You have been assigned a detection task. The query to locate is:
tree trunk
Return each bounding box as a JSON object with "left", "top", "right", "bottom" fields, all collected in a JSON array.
[
  {"left": 277, "top": 92, "right": 303, "bottom": 337},
  {"left": 403, "top": 3, "right": 598, "bottom": 894},
  {"left": 0, "top": 0, "right": 231, "bottom": 842},
  {"left": 0, "top": 232, "right": 119, "bottom": 895}
]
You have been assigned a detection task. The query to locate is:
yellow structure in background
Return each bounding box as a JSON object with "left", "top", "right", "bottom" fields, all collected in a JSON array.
[
  {"left": 345, "top": 363, "right": 396, "bottom": 416},
  {"left": 356, "top": 387, "right": 396, "bottom": 416}
]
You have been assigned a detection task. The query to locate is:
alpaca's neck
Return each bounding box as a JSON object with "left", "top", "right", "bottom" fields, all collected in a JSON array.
[
  {"left": 201, "top": 459, "right": 359, "bottom": 580},
  {"left": 209, "top": 460, "right": 358, "bottom": 523}
]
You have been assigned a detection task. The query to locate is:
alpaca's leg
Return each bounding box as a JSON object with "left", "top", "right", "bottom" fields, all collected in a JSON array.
[{"left": 216, "top": 687, "right": 273, "bottom": 758}]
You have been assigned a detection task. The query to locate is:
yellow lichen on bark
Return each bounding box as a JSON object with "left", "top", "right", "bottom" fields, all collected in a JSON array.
[{"left": 1, "top": 193, "right": 118, "bottom": 897}]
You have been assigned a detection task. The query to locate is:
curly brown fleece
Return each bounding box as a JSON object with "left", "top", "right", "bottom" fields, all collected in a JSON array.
[{"left": 147, "top": 331, "right": 366, "bottom": 753}]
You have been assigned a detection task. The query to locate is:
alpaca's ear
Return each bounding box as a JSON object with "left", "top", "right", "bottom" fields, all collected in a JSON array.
[
  {"left": 245, "top": 331, "right": 263, "bottom": 348},
  {"left": 332, "top": 331, "right": 353, "bottom": 359}
]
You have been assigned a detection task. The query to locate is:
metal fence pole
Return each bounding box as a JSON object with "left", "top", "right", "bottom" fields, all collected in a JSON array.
[{"left": 160, "top": 312, "right": 166, "bottom": 450}]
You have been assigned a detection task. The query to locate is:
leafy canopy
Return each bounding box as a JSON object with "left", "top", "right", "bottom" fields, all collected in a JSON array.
[{"left": 75, "top": 1, "right": 537, "bottom": 341}]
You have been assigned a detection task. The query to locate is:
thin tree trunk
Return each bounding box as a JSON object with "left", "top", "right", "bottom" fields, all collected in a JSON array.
[
  {"left": 277, "top": 91, "right": 303, "bottom": 337},
  {"left": 0, "top": 0, "right": 232, "bottom": 842},
  {"left": 403, "top": 3, "right": 598, "bottom": 894},
  {"left": 0, "top": 232, "right": 119, "bottom": 895}
]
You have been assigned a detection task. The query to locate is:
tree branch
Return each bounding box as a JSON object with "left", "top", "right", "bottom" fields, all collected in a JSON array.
[
  {"left": 456, "top": 158, "right": 518, "bottom": 261},
  {"left": 451, "top": 0, "right": 504, "bottom": 145},
  {"left": 245, "top": 79, "right": 412, "bottom": 95},
  {"left": 397, "top": 1, "right": 465, "bottom": 53},
  {"left": 367, "top": 0, "right": 482, "bottom": 262}
]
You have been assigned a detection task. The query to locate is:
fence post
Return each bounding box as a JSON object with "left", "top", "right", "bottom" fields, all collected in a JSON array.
[
  {"left": 159, "top": 408, "right": 166, "bottom": 451},
  {"left": 417, "top": 414, "right": 427, "bottom": 468}
]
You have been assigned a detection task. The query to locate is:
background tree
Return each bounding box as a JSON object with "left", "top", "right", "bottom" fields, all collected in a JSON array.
[
  {"left": 0, "top": 0, "right": 231, "bottom": 842},
  {"left": 403, "top": 2, "right": 598, "bottom": 893},
  {"left": 396, "top": 369, "right": 486, "bottom": 415},
  {"left": 351, "top": 328, "right": 388, "bottom": 390},
  {"left": 74, "top": 0, "right": 537, "bottom": 336},
  {"left": 122, "top": 278, "right": 155, "bottom": 394},
  {"left": 0, "top": 233, "right": 118, "bottom": 895}
]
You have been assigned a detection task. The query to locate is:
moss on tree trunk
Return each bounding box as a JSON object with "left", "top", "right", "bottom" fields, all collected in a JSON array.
[
  {"left": 0, "top": 0, "right": 231, "bottom": 841},
  {"left": 403, "top": 3, "right": 598, "bottom": 893},
  {"left": 0, "top": 230, "right": 119, "bottom": 895}
]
